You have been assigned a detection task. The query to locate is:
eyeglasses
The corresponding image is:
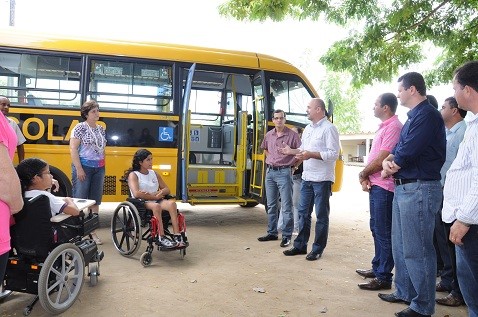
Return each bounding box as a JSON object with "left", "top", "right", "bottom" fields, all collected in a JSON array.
[
  {"left": 273, "top": 117, "right": 285, "bottom": 120},
  {"left": 37, "top": 171, "right": 52, "bottom": 177}
]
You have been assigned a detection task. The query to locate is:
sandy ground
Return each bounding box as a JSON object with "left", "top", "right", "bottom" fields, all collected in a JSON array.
[{"left": 1, "top": 166, "right": 468, "bottom": 317}]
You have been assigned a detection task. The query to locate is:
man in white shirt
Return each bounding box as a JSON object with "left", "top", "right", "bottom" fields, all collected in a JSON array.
[
  {"left": 280, "top": 98, "right": 340, "bottom": 261},
  {"left": 443, "top": 61, "right": 478, "bottom": 316}
]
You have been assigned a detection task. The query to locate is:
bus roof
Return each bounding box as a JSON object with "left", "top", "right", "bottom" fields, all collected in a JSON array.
[{"left": 0, "top": 28, "right": 315, "bottom": 91}]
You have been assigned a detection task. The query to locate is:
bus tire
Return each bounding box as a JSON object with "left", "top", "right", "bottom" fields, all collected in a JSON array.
[
  {"left": 50, "top": 166, "right": 72, "bottom": 197},
  {"left": 240, "top": 202, "right": 259, "bottom": 208}
]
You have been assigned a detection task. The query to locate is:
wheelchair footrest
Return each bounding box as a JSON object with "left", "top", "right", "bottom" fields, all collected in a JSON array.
[{"left": 159, "top": 241, "right": 189, "bottom": 252}]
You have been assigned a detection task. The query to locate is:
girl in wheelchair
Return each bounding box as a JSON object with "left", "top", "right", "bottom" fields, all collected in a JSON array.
[
  {"left": 16, "top": 158, "right": 80, "bottom": 217},
  {"left": 125, "top": 149, "right": 184, "bottom": 249}
]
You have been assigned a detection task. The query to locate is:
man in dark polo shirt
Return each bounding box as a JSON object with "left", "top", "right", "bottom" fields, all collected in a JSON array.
[
  {"left": 257, "top": 109, "right": 301, "bottom": 248},
  {"left": 379, "top": 72, "right": 446, "bottom": 317}
]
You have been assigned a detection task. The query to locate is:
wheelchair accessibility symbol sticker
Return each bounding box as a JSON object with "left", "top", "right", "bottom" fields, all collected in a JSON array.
[{"left": 159, "top": 127, "right": 174, "bottom": 142}]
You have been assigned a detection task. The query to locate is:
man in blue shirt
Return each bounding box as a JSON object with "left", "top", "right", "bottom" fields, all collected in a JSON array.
[{"left": 379, "top": 72, "right": 446, "bottom": 317}]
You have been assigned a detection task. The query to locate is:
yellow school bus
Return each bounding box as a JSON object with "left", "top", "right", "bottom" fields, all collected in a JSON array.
[{"left": 0, "top": 28, "right": 343, "bottom": 205}]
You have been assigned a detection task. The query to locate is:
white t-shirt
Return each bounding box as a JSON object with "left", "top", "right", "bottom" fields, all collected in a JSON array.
[
  {"left": 24, "top": 190, "right": 67, "bottom": 217},
  {"left": 7, "top": 117, "right": 26, "bottom": 146},
  {"left": 130, "top": 170, "right": 159, "bottom": 200}
]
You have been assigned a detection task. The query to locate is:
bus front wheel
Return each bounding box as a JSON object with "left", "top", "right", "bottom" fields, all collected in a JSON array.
[{"left": 50, "top": 166, "right": 72, "bottom": 197}]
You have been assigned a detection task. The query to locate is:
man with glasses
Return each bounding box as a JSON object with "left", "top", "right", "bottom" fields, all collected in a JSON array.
[
  {"left": 257, "top": 109, "right": 301, "bottom": 248},
  {"left": 280, "top": 98, "right": 340, "bottom": 261}
]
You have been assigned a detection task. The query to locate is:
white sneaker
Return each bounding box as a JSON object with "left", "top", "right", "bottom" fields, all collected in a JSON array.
[
  {"left": 174, "top": 235, "right": 186, "bottom": 247},
  {"left": 160, "top": 237, "right": 177, "bottom": 249}
]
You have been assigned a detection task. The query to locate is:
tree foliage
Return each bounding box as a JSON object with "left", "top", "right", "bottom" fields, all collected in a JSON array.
[
  {"left": 219, "top": 0, "right": 478, "bottom": 87},
  {"left": 321, "top": 72, "right": 361, "bottom": 134}
]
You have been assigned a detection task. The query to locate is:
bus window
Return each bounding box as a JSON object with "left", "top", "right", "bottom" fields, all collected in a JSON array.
[
  {"left": 89, "top": 60, "right": 173, "bottom": 113},
  {"left": 0, "top": 52, "right": 81, "bottom": 107},
  {"left": 270, "top": 78, "right": 310, "bottom": 124}
]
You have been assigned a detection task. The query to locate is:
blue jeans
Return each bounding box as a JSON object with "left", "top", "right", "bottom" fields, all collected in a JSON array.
[
  {"left": 392, "top": 180, "right": 442, "bottom": 315},
  {"left": 72, "top": 164, "right": 105, "bottom": 204},
  {"left": 435, "top": 208, "right": 454, "bottom": 290},
  {"left": 293, "top": 180, "right": 332, "bottom": 254},
  {"left": 265, "top": 168, "right": 293, "bottom": 238},
  {"left": 369, "top": 185, "right": 394, "bottom": 282},
  {"left": 456, "top": 225, "right": 478, "bottom": 317},
  {"left": 277, "top": 174, "right": 301, "bottom": 232}
]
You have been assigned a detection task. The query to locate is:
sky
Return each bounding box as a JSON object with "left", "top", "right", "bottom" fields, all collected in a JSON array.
[{"left": 0, "top": 0, "right": 455, "bottom": 131}]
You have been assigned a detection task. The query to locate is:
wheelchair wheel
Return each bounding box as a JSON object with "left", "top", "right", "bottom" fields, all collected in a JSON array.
[
  {"left": 111, "top": 201, "right": 142, "bottom": 256},
  {"left": 180, "top": 248, "right": 186, "bottom": 259},
  {"left": 23, "top": 307, "right": 32, "bottom": 316},
  {"left": 89, "top": 263, "right": 99, "bottom": 287},
  {"left": 38, "top": 243, "right": 85, "bottom": 315},
  {"left": 140, "top": 252, "right": 153, "bottom": 267}
]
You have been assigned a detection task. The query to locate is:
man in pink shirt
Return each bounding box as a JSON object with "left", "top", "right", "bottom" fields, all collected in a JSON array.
[
  {"left": 356, "top": 93, "right": 403, "bottom": 290},
  {"left": 258, "top": 109, "right": 301, "bottom": 248}
]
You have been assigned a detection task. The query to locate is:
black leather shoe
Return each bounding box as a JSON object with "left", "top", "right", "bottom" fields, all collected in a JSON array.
[
  {"left": 358, "top": 278, "right": 392, "bottom": 290},
  {"left": 280, "top": 237, "right": 291, "bottom": 247},
  {"left": 257, "top": 234, "right": 278, "bottom": 242},
  {"left": 436, "top": 293, "right": 465, "bottom": 306},
  {"left": 283, "top": 247, "right": 307, "bottom": 256},
  {"left": 305, "top": 251, "right": 322, "bottom": 261},
  {"left": 435, "top": 281, "right": 452, "bottom": 293},
  {"left": 378, "top": 293, "right": 410, "bottom": 304},
  {"left": 356, "top": 268, "right": 376, "bottom": 278},
  {"left": 394, "top": 307, "right": 430, "bottom": 317}
]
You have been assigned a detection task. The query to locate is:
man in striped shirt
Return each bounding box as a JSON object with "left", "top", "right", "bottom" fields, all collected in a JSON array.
[{"left": 443, "top": 61, "right": 478, "bottom": 317}]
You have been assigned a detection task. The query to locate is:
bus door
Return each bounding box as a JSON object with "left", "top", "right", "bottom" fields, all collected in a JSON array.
[
  {"left": 180, "top": 66, "right": 255, "bottom": 206},
  {"left": 248, "top": 72, "right": 268, "bottom": 202}
]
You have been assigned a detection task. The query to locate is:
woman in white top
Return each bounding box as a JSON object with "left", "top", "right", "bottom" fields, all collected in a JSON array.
[
  {"left": 126, "top": 149, "right": 183, "bottom": 249},
  {"left": 17, "top": 158, "right": 80, "bottom": 217}
]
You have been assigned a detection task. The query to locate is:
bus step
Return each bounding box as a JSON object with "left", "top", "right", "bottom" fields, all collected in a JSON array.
[{"left": 188, "top": 196, "right": 247, "bottom": 206}]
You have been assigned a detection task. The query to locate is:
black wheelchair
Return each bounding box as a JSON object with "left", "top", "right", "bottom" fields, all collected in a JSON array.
[
  {"left": 3, "top": 195, "right": 104, "bottom": 316},
  {"left": 111, "top": 195, "right": 189, "bottom": 267}
]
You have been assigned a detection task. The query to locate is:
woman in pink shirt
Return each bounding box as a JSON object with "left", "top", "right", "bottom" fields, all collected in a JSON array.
[{"left": 0, "top": 111, "right": 23, "bottom": 284}]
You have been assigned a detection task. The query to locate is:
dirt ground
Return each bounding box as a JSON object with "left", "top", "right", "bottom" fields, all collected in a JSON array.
[{"left": 0, "top": 166, "right": 469, "bottom": 317}]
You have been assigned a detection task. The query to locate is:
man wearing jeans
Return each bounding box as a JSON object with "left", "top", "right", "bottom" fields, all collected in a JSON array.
[
  {"left": 379, "top": 72, "right": 446, "bottom": 317},
  {"left": 356, "top": 93, "right": 402, "bottom": 291},
  {"left": 281, "top": 98, "right": 340, "bottom": 261},
  {"left": 257, "top": 109, "right": 301, "bottom": 248},
  {"left": 443, "top": 61, "right": 478, "bottom": 317}
]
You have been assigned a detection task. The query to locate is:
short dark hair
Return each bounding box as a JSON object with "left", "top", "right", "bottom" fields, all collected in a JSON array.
[
  {"left": 397, "top": 72, "right": 427, "bottom": 96},
  {"left": 380, "top": 93, "right": 398, "bottom": 113},
  {"left": 426, "top": 95, "right": 438, "bottom": 109},
  {"left": 454, "top": 61, "right": 478, "bottom": 93},
  {"left": 80, "top": 100, "right": 99, "bottom": 120},
  {"left": 273, "top": 109, "right": 285, "bottom": 118},
  {"left": 445, "top": 96, "right": 467, "bottom": 118}
]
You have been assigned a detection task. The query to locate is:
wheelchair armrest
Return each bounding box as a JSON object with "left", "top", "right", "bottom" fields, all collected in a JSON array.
[
  {"left": 51, "top": 214, "right": 72, "bottom": 223},
  {"left": 127, "top": 197, "right": 146, "bottom": 204}
]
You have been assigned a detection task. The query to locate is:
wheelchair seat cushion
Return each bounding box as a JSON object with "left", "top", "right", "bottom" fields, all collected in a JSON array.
[{"left": 11, "top": 195, "right": 54, "bottom": 260}]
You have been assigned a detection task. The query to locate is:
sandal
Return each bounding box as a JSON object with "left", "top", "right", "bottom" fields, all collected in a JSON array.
[{"left": 91, "top": 232, "right": 103, "bottom": 245}]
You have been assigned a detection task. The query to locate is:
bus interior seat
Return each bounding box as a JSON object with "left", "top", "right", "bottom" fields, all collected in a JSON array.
[{"left": 27, "top": 94, "right": 43, "bottom": 106}]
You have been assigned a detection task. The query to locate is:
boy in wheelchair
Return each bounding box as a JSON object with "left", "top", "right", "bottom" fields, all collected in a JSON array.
[{"left": 125, "top": 149, "right": 185, "bottom": 249}]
